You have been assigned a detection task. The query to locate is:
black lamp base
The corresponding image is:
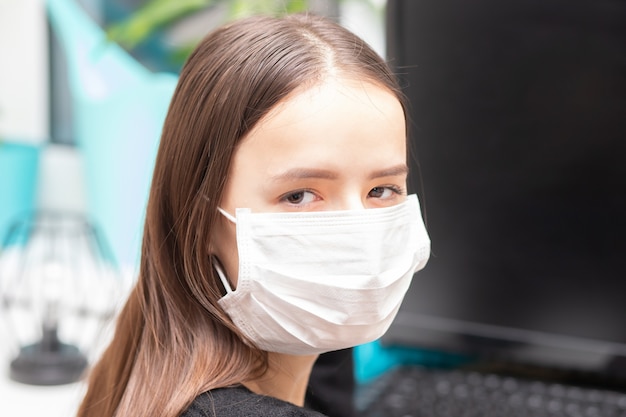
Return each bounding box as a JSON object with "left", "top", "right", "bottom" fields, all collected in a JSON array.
[{"left": 9, "top": 342, "right": 88, "bottom": 386}]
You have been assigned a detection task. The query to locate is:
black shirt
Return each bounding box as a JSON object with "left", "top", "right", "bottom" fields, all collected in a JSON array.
[{"left": 181, "top": 385, "right": 328, "bottom": 417}]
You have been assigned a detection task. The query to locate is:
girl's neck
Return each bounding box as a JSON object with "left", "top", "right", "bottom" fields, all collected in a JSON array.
[{"left": 244, "top": 352, "right": 319, "bottom": 406}]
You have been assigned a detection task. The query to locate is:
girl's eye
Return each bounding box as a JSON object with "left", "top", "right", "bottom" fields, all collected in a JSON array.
[
  {"left": 281, "top": 190, "right": 318, "bottom": 205},
  {"left": 368, "top": 186, "right": 403, "bottom": 199}
]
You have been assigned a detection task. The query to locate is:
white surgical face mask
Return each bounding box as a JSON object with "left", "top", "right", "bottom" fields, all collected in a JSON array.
[{"left": 215, "top": 194, "right": 430, "bottom": 355}]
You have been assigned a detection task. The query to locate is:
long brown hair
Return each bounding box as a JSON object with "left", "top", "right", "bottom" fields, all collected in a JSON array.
[{"left": 77, "top": 14, "right": 406, "bottom": 417}]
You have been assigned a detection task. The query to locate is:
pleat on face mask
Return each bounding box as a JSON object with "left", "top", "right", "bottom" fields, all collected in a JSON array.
[{"left": 215, "top": 194, "right": 431, "bottom": 355}]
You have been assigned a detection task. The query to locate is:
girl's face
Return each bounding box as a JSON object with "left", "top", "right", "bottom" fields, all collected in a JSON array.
[{"left": 212, "top": 78, "right": 407, "bottom": 285}]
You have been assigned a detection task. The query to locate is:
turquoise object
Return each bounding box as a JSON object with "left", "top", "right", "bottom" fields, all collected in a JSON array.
[
  {"left": 0, "top": 141, "right": 40, "bottom": 247},
  {"left": 46, "top": 0, "right": 179, "bottom": 267},
  {"left": 354, "top": 340, "right": 472, "bottom": 383}
]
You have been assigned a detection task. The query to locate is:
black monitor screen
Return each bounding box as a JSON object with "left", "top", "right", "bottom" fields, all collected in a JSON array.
[{"left": 384, "top": 0, "right": 626, "bottom": 380}]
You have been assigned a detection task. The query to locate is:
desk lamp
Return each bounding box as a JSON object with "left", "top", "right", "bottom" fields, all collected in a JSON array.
[{"left": 0, "top": 212, "right": 121, "bottom": 385}]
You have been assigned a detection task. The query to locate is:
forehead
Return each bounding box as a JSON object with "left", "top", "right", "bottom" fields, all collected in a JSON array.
[
  {"left": 242, "top": 78, "right": 405, "bottom": 146},
  {"left": 227, "top": 77, "right": 407, "bottom": 186}
]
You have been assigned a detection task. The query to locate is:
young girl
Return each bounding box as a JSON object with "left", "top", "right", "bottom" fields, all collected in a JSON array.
[{"left": 78, "top": 13, "right": 430, "bottom": 417}]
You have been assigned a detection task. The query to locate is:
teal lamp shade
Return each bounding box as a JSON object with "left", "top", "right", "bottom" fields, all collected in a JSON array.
[
  {"left": 46, "top": 0, "right": 178, "bottom": 268},
  {"left": 0, "top": 142, "right": 41, "bottom": 245}
]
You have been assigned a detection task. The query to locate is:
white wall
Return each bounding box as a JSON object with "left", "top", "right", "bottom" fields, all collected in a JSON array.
[
  {"left": 340, "top": 0, "right": 387, "bottom": 58},
  {"left": 0, "top": 0, "right": 49, "bottom": 144}
]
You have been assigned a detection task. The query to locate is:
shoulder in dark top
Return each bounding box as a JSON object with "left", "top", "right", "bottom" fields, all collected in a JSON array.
[{"left": 181, "top": 385, "right": 328, "bottom": 417}]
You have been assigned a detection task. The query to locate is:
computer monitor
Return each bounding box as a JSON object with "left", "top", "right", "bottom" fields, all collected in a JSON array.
[{"left": 383, "top": 0, "right": 626, "bottom": 383}]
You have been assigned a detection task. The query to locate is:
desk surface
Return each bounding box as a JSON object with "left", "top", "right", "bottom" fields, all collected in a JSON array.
[{"left": 0, "top": 366, "right": 84, "bottom": 416}]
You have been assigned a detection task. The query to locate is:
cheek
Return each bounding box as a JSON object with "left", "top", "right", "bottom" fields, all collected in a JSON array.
[{"left": 211, "top": 217, "right": 240, "bottom": 290}]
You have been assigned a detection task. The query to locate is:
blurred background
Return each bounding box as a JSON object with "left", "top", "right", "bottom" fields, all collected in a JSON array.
[{"left": 6, "top": 2, "right": 624, "bottom": 416}]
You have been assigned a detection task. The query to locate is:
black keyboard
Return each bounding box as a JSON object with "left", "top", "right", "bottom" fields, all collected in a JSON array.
[{"left": 356, "top": 366, "right": 626, "bottom": 417}]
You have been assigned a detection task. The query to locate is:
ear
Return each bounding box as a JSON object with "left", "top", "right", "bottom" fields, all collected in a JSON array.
[
  {"left": 207, "top": 206, "right": 222, "bottom": 256},
  {"left": 208, "top": 231, "right": 217, "bottom": 255}
]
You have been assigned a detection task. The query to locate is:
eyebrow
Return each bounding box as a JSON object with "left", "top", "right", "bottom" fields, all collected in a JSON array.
[
  {"left": 270, "top": 168, "right": 338, "bottom": 182},
  {"left": 269, "top": 164, "right": 409, "bottom": 183},
  {"left": 367, "top": 164, "right": 409, "bottom": 180}
]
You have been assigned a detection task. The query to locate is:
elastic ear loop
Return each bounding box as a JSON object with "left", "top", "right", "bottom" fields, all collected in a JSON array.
[
  {"left": 214, "top": 208, "right": 237, "bottom": 294},
  {"left": 213, "top": 260, "right": 234, "bottom": 294},
  {"left": 217, "top": 207, "right": 237, "bottom": 223}
]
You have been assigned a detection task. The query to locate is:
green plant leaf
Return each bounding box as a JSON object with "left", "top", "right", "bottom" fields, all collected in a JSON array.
[
  {"left": 285, "top": 0, "right": 309, "bottom": 14},
  {"left": 107, "top": 0, "right": 214, "bottom": 48},
  {"left": 228, "top": 0, "right": 309, "bottom": 19}
]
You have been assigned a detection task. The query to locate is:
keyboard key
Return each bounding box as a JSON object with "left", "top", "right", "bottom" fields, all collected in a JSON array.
[{"left": 355, "top": 366, "right": 626, "bottom": 417}]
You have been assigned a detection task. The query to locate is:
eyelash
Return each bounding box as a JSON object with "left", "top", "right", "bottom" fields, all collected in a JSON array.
[
  {"left": 279, "top": 189, "right": 318, "bottom": 205},
  {"left": 369, "top": 185, "right": 406, "bottom": 198},
  {"left": 279, "top": 185, "right": 406, "bottom": 206}
]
